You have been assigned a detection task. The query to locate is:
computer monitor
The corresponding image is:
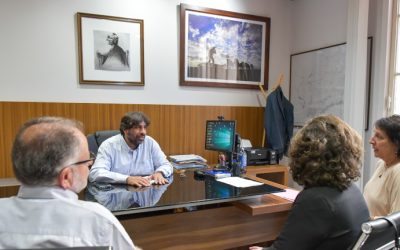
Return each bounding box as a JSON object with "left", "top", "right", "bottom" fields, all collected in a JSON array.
[{"left": 205, "top": 120, "right": 236, "bottom": 153}]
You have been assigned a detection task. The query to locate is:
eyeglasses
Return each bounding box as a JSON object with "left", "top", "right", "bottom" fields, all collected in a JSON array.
[
  {"left": 69, "top": 157, "right": 95, "bottom": 168},
  {"left": 66, "top": 152, "right": 96, "bottom": 169}
]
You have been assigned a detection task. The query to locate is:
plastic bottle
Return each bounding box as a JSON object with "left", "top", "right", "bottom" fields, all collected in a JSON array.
[
  {"left": 231, "top": 159, "right": 241, "bottom": 177},
  {"left": 240, "top": 148, "right": 247, "bottom": 175}
]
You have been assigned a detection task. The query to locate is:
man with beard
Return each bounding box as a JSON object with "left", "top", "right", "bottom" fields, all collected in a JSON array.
[
  {"left": 89, "top": 112, "right": 172, "bottom": 187},
  {"left": 0, "top": 117, "right": 139, "bottom": 249}
]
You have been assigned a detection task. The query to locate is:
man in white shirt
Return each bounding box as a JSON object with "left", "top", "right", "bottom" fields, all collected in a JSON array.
[
  {"left": 0, "top": 116, "right": 140, "bottom": 249},
  {"left": 89, "top": 112, "right": 172, "bottom": 187}
]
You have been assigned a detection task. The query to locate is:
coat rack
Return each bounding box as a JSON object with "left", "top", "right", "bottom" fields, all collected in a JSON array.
[{"left": 259, "top": 73, "right": 284, "bottom": 146}]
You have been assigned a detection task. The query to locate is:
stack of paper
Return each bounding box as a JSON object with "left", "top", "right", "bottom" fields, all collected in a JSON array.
[
  {"left": 169, "top": 154, "right": 207, "bottom": 163},
  {"left": 169, "top": 154, "right": 207, "bottom": 169},
  {"left": 171, "top": 161, "right": 206, "bottom": 170}
]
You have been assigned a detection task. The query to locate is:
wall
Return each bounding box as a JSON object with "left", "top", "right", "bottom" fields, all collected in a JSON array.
[
  {"left": 291, "top": 0, "right": 349, "bottom": 53},
  {"left": 0, "top": 0, "right": 293, "bottom": 106},
  {"left": 288, "top": 0, "right": 349, "bottom": 188}
]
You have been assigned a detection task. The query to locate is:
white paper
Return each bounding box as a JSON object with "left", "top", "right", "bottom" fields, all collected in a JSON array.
[
  {"left": 217, "top": 177, "right": 263, "bottom": 188},
  {"left": 273, "top": 189, "right": 300, "bottom": 201}
]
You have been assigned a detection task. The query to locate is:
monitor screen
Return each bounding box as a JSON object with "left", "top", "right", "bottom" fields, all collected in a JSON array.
[{"left": 205, "top": 120, "right": 236, "bottom": 153}]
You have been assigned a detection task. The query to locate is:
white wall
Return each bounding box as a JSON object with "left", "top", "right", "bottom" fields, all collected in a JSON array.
[
  {"left": 291, "top": 0, "right": 349, "bottom": 53},
  {"left": 287, "top": 0, "right": 348, "bottom": 188},
  {"left": 0, "top": 0, "right": 293, "bottom": 107}
]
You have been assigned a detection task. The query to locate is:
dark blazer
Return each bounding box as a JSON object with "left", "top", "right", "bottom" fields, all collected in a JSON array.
[
  {"left": 265, "top": 183, "right": 370, "bottom": 250},
  {"left": 264, "top": 86, "right": 294, "bottom": 158}
]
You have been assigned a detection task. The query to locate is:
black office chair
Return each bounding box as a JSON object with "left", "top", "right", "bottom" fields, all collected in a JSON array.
[
  {"left": 351, "top": 211, "right": 400, "bottom": 250},
  {"left": 87, "top": 130, "right": 119, "bottom": 155}
]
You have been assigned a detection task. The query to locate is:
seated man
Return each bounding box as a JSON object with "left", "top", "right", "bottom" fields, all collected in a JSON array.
[
  {"left": 0, "top": 117, "right": 140, "bottom": 249},
  {"left": 89, "top": 111, "right": 172, "bottom": 187}
]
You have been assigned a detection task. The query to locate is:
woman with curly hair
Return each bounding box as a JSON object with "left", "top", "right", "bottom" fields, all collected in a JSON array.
[
  {"left": 364, "top": 115, "right": 400, "bottom": 218},
  {"left": 250, "top": 115, "right": 369, "bottom": 250}
]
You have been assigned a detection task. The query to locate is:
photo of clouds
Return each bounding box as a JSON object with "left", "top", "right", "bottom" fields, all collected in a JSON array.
[{"left": 186, "top": 11, "right": 265, "bottom": 82}]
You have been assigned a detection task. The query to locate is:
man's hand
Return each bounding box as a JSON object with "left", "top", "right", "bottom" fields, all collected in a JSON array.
[
  {"left": 126, "top": 176, "right": 151, "bottom": 187},
  {"left": 151, "top": 172, "right": 169, "bottom": 185}
]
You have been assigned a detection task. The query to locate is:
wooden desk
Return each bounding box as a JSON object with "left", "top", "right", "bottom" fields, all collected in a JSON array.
[
  {"left": 120, "top": 169, "right": 293, "bottom": 250},
  {"left": 120, "top": 202, "right": 289, "bottom": 250},
  {"left": 246, "top": 164, "right": 289, "bottom": 186}
]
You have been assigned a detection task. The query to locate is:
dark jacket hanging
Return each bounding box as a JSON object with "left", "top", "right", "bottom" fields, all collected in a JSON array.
[{"left": 264, "top": 86, "right": 294, "bottom": 159}]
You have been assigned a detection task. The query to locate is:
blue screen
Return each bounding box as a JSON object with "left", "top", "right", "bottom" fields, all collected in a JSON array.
[{"left": 205, "top": 120, "right": 236, "bottom": 152}]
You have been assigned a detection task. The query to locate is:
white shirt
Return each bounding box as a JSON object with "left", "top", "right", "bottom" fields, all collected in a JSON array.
[
  {"left": 89, "top": 135, "right": 172, "bottom": 183},
  {"left": 0, "top": 185, "right": 138, "bottom": 249},
  {"left": 364, "top": 160, "right": 400, "bottom": 217}
]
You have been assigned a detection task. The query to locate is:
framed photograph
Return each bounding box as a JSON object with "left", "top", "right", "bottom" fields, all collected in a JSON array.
[
  {"left": 77, "top": 12, "right": 144, "bottom": 85},
  {"left": 289, "top": 37, "right": 373, "bottom": 130},
  {"left": 179, "top": 4, "right": 270, "bottom": 90}
]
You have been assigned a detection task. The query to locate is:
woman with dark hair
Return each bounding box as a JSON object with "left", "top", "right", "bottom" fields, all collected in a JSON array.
[
  {"left": 364, "top": 115, "right": 400, "bottom": 218},
  {"left": 250, "top": 115, "right": 369, "bottom": 250}
]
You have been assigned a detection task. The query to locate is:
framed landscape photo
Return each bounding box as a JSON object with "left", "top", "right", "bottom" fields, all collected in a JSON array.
[
  {"left": 77, "top": 12, "right": 144, "bottom": 85},
  {"left": 179, "top": 4, "right": 270, "bottom": 89}
]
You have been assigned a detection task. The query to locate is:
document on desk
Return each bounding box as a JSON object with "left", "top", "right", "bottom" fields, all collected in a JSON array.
[
  {"left": 272, "top": 189, "right": 300, "bottom": 201},
  {"left": 217, "top": 177, "right": 263, "bottom": 188}
]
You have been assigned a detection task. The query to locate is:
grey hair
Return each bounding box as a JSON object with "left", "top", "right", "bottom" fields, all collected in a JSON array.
[{"left": 11, "top": 117, "right": 84, "bottom": 186}]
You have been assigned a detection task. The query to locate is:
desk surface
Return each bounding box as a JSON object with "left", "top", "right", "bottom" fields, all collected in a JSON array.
[
  {"left": 0, "top": 169, "right": 285, "bottom": 217},
  {"left": 86, "top": 170, "right": 284, "bottom": 216}
]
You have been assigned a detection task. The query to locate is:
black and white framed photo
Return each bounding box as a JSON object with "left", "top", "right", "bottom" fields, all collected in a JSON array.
[
  {"left": 179, "top": 4, "right": 270, "bottom": 90},
  {"left": 77, "top": 12, "right": 144, "bottom": 85}
]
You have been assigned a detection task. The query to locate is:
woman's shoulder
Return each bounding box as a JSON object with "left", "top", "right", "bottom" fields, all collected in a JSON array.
[
  {"left": 297, "top": 184, "right": 365, "bottom": 213},
  {"left": 299, "top": 184, "right": 361, "bottom": 201},
  {"left": 295, "top": 186, "right": 335, "bottom": 204}
]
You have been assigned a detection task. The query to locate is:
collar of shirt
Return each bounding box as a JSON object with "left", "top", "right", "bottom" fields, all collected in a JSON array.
[{"left": 17, "top": 185, "right": 78, "bottom": 201}]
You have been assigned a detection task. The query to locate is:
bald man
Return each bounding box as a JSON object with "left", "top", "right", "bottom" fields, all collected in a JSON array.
[{"left": 0, "top": 117, "right": 140, "bottom": 249}]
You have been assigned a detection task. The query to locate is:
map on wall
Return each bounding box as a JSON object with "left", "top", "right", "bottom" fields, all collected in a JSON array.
[
  {"left": 289, "top": 38, "right": 372, "bottom": 127},
  {"left": 290, "top": 43, "right": 346, "bottom": 126}
]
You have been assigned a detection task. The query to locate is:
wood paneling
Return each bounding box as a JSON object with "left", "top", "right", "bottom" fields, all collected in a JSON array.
[{"left": 0, "top": 102, "right": 264, "bottom": 178}]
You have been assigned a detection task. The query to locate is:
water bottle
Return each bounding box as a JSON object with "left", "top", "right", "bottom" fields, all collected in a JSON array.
[
  {"left": 240, "top": 148, "right": 247, "bottom": 175},
  {"left": 231, "top": 159, "right": 241, "bottom": 176}
]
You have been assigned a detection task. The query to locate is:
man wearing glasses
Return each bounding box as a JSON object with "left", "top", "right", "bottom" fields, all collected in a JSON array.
[
  {"left": 0, "top": 117, "right": 140, "bottom": 249},
  {"left": 89, "top": 111, "right": 172, "bottom": 187}
]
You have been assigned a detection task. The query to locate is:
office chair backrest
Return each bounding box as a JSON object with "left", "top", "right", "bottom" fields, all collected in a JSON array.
[
  {"left": 351, "top": 211, "right": 400, "bottom": 250},
  {"left": 87, "top": 130, "right": 119, "bottom": 155}
]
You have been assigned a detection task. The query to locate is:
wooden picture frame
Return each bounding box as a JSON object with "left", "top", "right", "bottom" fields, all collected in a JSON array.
[
  {"left": 179, "top": 4, "right": 270, "bottom": 90},
  {"left": 77, "top": 12, "right": 144, "bottom": 85}
]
